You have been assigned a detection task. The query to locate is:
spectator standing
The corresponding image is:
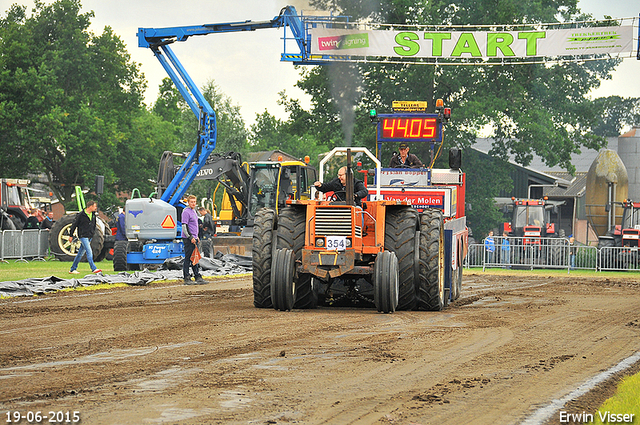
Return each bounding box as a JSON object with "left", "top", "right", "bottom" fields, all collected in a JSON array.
[
  {"left": 115, "top": 208, "right": 126, "bottom": 241},
  {"left": 484, "top": 230, "right": 495, "bottom": 264},
  {"left": 25, "top": 209, "right": 40, "bottom": 229},
  {"left": 68, "top": 200, "right": 101, "bottom": 274},
  {"left": 569, "top": 236, "right": 576, "bottom": 269},
  {"left": 501, "top": 232, "right": 511, "bottom": 268},
  {"left": 182, "top": 195, "right": 206, "bottom": 285},
  {"left": 198, "top": 207, "right": 216, "bottom": 239},
  {"left": 40, "top": 211, "right": 55, "bottom": 230}
]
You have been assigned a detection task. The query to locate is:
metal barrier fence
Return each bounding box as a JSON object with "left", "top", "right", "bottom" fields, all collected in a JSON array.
[
  {"left": 599, "top": 246, "right": 640, "bottom": 271},
  {"left": 0, "top": 230, "right": 50, "bottom": 263},
  {"left": 465, "top": 237, "right": 605, "bottom": 272}
]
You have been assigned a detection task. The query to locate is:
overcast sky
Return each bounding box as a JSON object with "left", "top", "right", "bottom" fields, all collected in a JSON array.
[{"left": 2, "top": 0, "right": 639, "bottom": 127}]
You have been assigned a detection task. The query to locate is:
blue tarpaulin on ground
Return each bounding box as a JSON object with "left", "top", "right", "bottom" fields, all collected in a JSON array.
[{"left": 0, "top": 253, "right": 251, "bottom": 298}]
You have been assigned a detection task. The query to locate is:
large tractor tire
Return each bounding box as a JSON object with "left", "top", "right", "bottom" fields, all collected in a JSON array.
[
  {"left": 112, "top": 240, "right": 141, "bottom": 271},
  {"left": 597, "top": 237, "right": 618, "bottom": 269},
  {"left": 271, "top": 248, "right": 296, "bottom": 311},
  {"left": 416, "top": 209, "right": 445, "bottom": 311},
  {"left": 384, "top": 207, "right": 419, "bottom": 311},
  {"left": 374, "top": 250, "right": 399, "bottom": 313},
  {"left": 252, "top": 208, "right": 277, "bottom": 308},
  {"left": 49, "top": 214, "right": 104, "bottom": 263},
  {"left": 277, "top": 206, "right": 317, "bottom": 309},
  {"left": 112, "top": 240, "right": 128, "bottom": 271}
]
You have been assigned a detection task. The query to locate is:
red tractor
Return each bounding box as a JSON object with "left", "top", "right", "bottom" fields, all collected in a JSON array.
[
  {"left": 0, "top": 178, "right": 37, "bottom": 230},
  {"left": 503, "top": 197, "right": 565, "bottom": 265},
  {"left": 598, "top": 199, "right": 640, "bottom": 268}
]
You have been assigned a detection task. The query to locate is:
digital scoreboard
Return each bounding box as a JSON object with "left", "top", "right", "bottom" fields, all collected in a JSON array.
[{"left": 376, "top": 113, "right": 443, "bottom": 143}]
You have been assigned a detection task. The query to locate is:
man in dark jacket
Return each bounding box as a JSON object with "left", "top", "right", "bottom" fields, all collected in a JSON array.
[
  {"left": 314, "top": 166, "right": 369, "bottom": 206},
  {"left": 25, "top": 209, "right": 41, "bottom": 229},
  {"left": 40, "top": 211, "right": 55, "bottom": 230},
  {"left": 68, "top": 200, "right": 101, "bottom": 274},
  {"left": 198, "top": 207, "right": 216, "bottom": 239},
  {"left": 389, "top": 142, "right": 423, "bottom": 168}
]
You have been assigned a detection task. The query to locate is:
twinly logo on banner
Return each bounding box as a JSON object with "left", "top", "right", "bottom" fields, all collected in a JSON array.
[{"left": 312, "top": 25, "right": 634, "bottom": 59}]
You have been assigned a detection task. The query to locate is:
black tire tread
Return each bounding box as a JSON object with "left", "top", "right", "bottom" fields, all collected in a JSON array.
[
  {"left": 277, "top": 206, "right": 316, "bottom": 309},
  {"left": 417, "top": 209, "right": 445, "bottom": 311},
  {"left": 252, "top": 209, "right": 277, "bottom": 308},
  {"left": 384, "top": 207, "right": 419, "bottom": 311}
]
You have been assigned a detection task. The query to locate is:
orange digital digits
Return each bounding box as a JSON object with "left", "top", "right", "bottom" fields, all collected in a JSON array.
[{"left": 381, "top": 117, "right": 438, "bottom": 140}]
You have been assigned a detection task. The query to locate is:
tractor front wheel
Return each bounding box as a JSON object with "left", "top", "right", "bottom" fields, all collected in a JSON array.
[
  {"left": 271, "top": 248, "right": 296, "bottom": 311},
  {"left": 277, "top": 206, "right": 316, "bottom": 309},
  {"left": 374, "top": 250, "right": 399, "bottom": 313},
  {"left": 112, "top": 240, "right": 140, "bottom": 271},
  {"left": 252, "top": 208, "right": 277, "bottom": 308}
]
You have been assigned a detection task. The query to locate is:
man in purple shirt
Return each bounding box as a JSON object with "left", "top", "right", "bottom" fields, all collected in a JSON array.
[{"left": 181, "top": 195, "right": 206, "bottom": 285}]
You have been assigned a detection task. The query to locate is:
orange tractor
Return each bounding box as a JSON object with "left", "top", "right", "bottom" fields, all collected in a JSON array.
[{"left": 252, "top": 102, "right": 468, "bottom": 313}]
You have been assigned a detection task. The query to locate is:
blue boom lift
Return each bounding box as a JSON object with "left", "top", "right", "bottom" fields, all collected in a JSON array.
[{"left": 121, "top": 6, "right": 336, "bottom": 268}]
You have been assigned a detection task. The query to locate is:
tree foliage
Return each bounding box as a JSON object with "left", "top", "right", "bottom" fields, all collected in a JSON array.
[
  {"left": 591, "top": 96, "right": 640, "bottom": 137},
  {"left": 0, "top": 0, "right": 168, "bottom": 205},
  {"left": 149, "top": 78, "right": 250, "bottom": 200},
  {"left": 248, "top": 90, "right": 336, "bottom": 167}
]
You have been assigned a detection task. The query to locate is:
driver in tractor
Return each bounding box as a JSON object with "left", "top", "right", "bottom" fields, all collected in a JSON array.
[
  {"left": 389, "top": 142, "right": 423, "bottom": 168},
  {"left": 314, "top": 166, "right": 369, "bottom": 206}
]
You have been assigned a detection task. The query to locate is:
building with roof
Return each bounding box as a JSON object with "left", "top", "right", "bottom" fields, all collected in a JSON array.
[{"left": 473, "top": 128, "right": 640, "bottom": 245}]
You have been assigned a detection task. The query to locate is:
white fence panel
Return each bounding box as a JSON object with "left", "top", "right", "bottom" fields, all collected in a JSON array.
[
  {"left": 599, "top": 246, "right": 639, "bottom": 271},
  {"left": 465, "top": 237, "right": 599, "bottom": 272}
]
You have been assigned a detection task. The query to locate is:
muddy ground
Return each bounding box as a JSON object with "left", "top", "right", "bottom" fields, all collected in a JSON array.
[{"left": 1, "top": 272, "right": 639, "bottom": 425}]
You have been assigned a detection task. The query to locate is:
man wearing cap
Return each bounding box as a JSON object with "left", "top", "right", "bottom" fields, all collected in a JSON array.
[{"left": 389, "top": 142, "right": 423, "bottom": 168}]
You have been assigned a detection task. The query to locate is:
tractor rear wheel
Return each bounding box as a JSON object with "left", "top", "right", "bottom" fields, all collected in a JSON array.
[
  {"left": 252, "top": 208, "right": 277, "bottom": 308},
  {"left": 384, "top": 207, "right": 419, "bottom": 310},
  {"left": 374, "top": 250, "right": 399, "bottom": 313},
  {"left": 271, "top": 248, "right": 296, "bottom": 311},
  {"left": 417, "top": 209, "right": 445, "bottom": 311},
  {"left": 277, "top": 206, "right": 316, "bottom": 309}
]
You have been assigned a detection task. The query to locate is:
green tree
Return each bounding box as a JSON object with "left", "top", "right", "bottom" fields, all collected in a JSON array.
[
  {"left": 152, "top": 77, "right": 182, "bottom": 136},
  {"left": 170, "top": 80, "right": 248, "bottom": 155},
  {"left": 248, "top": 98, "right": 331, "bottom": 167},
  {"left": 463, "top": 149, "right": 513, "bottom": 237},
  {"left": 151, "top": 79, "right": 250, "bottom": 200},
  {"left": 0, "top": 0, "right": 155, "bottom": 204},
  {"left": 591, "top": 96, "right": 640, "bottom": 137}
]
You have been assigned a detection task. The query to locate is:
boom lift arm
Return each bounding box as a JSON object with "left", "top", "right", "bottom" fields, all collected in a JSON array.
[{"left": 136, "top": 6, "right": 307, "bottom": 208}]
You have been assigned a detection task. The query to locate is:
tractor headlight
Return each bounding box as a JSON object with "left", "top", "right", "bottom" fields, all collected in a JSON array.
[
  {"left": 346, "top": 238, "right": 352, "bottom": 248},
  {"left": 315, "top": 237, "right": 325, "bottom": 247}
]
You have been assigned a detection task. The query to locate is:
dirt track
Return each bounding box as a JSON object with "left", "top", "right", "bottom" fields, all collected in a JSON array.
[{"left": 1, "top": 272, "right": 639, "bottom": 425}]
